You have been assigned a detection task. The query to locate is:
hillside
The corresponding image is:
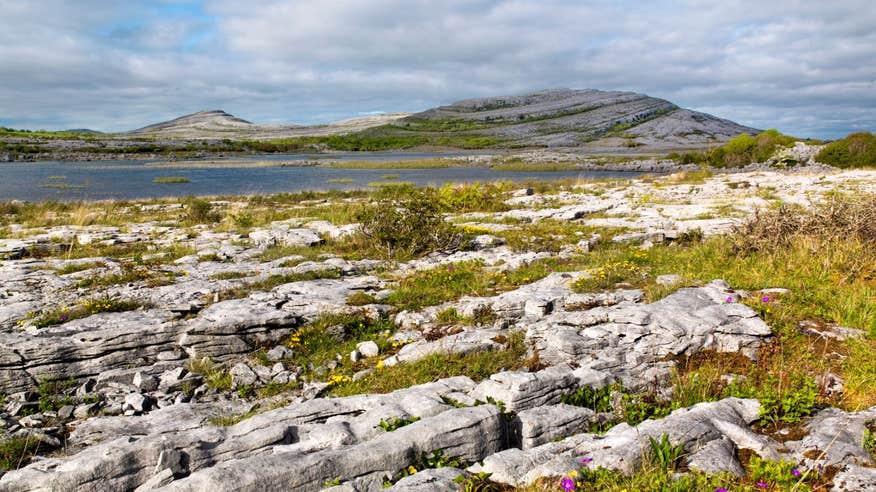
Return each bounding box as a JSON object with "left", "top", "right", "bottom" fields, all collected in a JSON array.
[
  {"left": 381, "top": 88, "right": 759, "bottom": 149},
  {"left": 127, "top": 110, "right": 409, "bottom": 139}
]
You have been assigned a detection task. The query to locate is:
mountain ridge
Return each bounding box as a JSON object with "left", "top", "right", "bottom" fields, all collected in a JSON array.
[{"left": 115, "top": 88, "right": 759, "bottom": 149}]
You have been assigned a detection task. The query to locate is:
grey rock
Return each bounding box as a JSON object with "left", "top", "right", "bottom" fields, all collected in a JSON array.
[
  {"left": 134, "top": 372, "right": 160, "bottom": 392},
  {"left": 162, "top": 405, "right": 504, "bottom": 492},
  {"left": 57, "top": 405, "right": 75, "bottom": 421},
  {"left": 789, "top": 406, "right": 876, "bottom": 470},
  {"left": 469, "top": 397, "right": 762, "bottom": 486},
  {"left": 230, "top": 362, "right": 258, "bottom": 388},
  {"left": 356, "top": 341, "right": 380, "bottom": 358},
  {"left": 686, "top": 437, "right": 745, "bottom": 476},
  {"left": 74, "top": 402, "right": 100, "bottom": 419},
  {"left": 266, "top": 345, "right": 293, "bottom": 361},
  {"left": 470, "top": 365, "right": 583, "bottom": 412},
  {"left": 134, "top": 468, "right": 176, "bottom": 492},
  {"left": 252, "top": 364, "right": 273, "bottom": 383},
  {"left": 711, "top": 419, "right": 783, "bottom": 461},
  {"left": 655, "top": 274, "right": 682, "bottom": 287},
  {"left": 832, "top": 464, "right": 876, "bottom": 491},
  {"left": 386, "top": 467, "right": 465, "bottom": 491},
  {"left": 124, "top": 393, "right": 151, "bottom": 414},
  {"left": 513, "top": 404, "right": 596, "bottom": 449}
]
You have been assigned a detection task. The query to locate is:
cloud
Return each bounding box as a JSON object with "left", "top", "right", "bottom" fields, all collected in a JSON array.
[{"left": 0, "top": 0, "right": 873, "bottom": 138}]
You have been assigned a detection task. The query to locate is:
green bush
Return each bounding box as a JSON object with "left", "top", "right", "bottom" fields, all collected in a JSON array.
[
  {"left": 816, "top": 132, "right": 876, "bottom": 168},
  {"left": 436, "top": 182, "right": 510, "bottom": 213},
  {"left": 355, "top": 187, "right": 461, "bottom": 260},
  {"left": 184, "top": 198, "right": 221, "bottom": 224},
  {"left": 708, "top": 129, "right": 798, "bottom": 167},
  {"left": 560, "top": 385, "right": 615, "bottom": 412}
]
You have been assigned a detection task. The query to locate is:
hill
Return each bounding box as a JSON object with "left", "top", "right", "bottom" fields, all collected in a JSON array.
[{"left": 382, "top": 88, "right": 759, "bottom": 149}]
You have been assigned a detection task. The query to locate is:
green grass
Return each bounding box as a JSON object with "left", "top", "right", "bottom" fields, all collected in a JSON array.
[
  {"left": 76, "top": 262, "right": 175, "bottom": 288},
  {"left": 0, "top": 437, "right": 46, "bottom": 476},
  {"left": 209, "top": 271, "right": 256, "bottom": 280},
  {"left": 152, "top": 176, "right": 190, "bottom": 184},
  {"left": 490, "top": 161, "right": 580, "bottom": 172},
  {"left": 326, "top": 158, "right": 456, "bottom": 169},
  {"left": 326, "top": 178, "right": 354, "bottom": 183},
  {"left": 330, "top": 331, "right": 528, "bottom": 396},
  {"left": 28, "top": 296, "right": 143, "bottom": 328},
  {"left": 368, "top": 180, "right": 415, "bottom": 188},
  {"left": 386, "top": 261, "right": 496, "bottom": 311}
]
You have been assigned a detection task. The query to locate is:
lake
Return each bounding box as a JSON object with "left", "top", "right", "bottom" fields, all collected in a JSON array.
[{"left": 0, "top": 152, "right": 645, "bottom": 201}]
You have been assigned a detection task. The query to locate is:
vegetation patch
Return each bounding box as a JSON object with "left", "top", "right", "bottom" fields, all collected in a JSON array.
[
  {"left": 816, "top": 131, "right": 876, "bottom": 168},
  {"left": 387, "top": 261, "right": 495, "bottom": 311},
  {"left": 330, "top": 331, "right": 527, "bottom": 396},
  {"left": 355, "top": 186, "right": 461, "bottom": 260},
  {"left": 26, "top": 296, "right": 143, "bottom": 328},
  {"left": 0, "top": 437, "right": 47, "bottom": 477},
  {"left": 667, "top": 129, "right": 799, "bottom": 168},
  {"left": 152, "top": 176, "right": 190, "bottom": 184},
  {"left": 327, "top": 158, "right": 456, "bottom": 169}
]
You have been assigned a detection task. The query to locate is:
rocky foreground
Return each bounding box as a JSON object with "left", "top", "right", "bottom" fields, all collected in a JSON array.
[{"left": 1, "top": 169, "right": 876, "bottom": 491}]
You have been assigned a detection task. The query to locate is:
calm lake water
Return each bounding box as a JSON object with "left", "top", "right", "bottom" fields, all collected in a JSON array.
[{"left": 0, "top": 152, "right": 644, "bottom": 201}]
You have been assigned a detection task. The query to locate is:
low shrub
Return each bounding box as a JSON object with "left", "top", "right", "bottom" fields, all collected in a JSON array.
[
  {"left": 708, "top": 129, "right": 798, "bottom": 168},
  {"left": 733, "top": 193, "right": 876, "bottom": 253},
  {"left": 355, "top": 187, "right": 461, "bottom": 260},
  {"left": 816, "top": 132, "right": 876, "bottom": 168}
]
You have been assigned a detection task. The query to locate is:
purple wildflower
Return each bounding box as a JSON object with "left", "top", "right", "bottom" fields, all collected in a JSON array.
[
  {"left": 716, "top": 488, "right": 728, "bottom": 492},
  {"left": 60, "top": 314, "right": 68, "bottom": 321},
  {"left": 725, "top": 296, "right": 734, "bottom": 303},
  {"left": 756, "top": 481, "right": 769, "bottom": 488},
  {"left": 792, "top": 468, "right": 801, "bottom": 477},
  {"left": 447, "top": 265, "right": 455, "bottom": 272},
  {"left": 560, "top": 477, "right": 575, "bottom": 491},
  {"left": 581, "top": 456, "right": 593, "bottom": 465},
  {"left": 761, "top": 296, "right": 771, "bottom": 303}
]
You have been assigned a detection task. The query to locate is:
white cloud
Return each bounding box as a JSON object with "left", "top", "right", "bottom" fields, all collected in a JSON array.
[{"left": 0, "top": 0, "right": 873, "bottom": 137}]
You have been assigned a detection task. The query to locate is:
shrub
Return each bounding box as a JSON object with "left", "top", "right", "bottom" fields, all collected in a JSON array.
[
  {"left": 184, "top": 197, "right": 221, "bottom": 224},
  {"left": 708, "top": 129, "right": 798, "bottom": 167},
  {"left": 816, "top": 131, "right": 876, "bottom": 168},
  {"left": 355, "top": 187, "right": 461, "bottom": 260},
  {"left": 733, "top": 193, "right": 876, "bottom": 253},
  {"left": 436, "top": 182, "right": 511, "bottom": 213}
]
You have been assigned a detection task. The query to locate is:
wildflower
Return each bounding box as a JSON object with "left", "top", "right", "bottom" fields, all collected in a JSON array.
[
  {"left": 792, "top": 468, "right": 801, "bottom": 477},
  {"left": 447, "top": 265, "right": 455, "bottom": 272},
  {"left": 407, "top": 465, "right": 417, "bottom": 474},
  {"left": 60, "top": 314, "right": 68, "bottom": 321},
  {"left": 568, "top": 470, "right": 578, "bottom": 478},
  {"left": 560, "top": 477, "right": 575, "bottom": 491},
  {"left": 716, "top": 489, "right": 728, "bottom": 492},
  {"left": 756, "top": 481, "right": 769, "bottom": 488},
  {"left": 376, "top": 360, "right": 384, "bottom": 369},
  {"left": 725, "top": 296, "right": 734, "bottom": 303},
  {"left": 580, "top": 456, "right": 593, "bottom": 465},
  {"left": 761, "top": 296, "right": 770, "bottom": 303}
]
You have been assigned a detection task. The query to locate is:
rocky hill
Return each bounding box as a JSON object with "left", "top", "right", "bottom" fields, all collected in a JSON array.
[
  {"left": 127, "top": 110, "right": 409, "bottom": 140},
  {"left": 387, "top": 88, "right": 759, "bottom": 149}
]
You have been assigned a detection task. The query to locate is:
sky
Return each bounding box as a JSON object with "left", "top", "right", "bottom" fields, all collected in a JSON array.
[{"left": 0, "top": 0, "right": 873, "bottom": 139}]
